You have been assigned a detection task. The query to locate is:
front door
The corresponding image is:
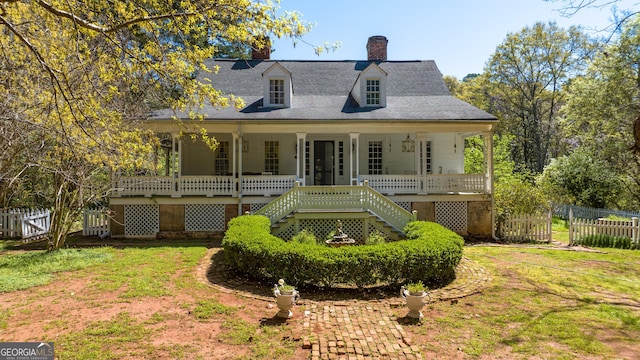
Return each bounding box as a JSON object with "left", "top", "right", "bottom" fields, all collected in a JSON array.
[{"left": 313, "top": 141, "right": 334, "bottom": 185}]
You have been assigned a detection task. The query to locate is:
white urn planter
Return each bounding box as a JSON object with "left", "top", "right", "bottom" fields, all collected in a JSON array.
[
  {"left": 401, "top": 286, "right": 429, "bottom": 319},
  {"left": 273, "top": 285, "right": 300, "bottom": 318}
]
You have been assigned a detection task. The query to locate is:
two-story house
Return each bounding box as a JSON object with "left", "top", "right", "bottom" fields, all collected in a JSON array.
[{"left": 108, "top": 36, "right": 498, "bottom": 241}]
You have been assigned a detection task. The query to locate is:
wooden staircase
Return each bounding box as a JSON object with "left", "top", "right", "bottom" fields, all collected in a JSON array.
[{"left": 256, "top": 182, "right": 415, "bottom": 241}]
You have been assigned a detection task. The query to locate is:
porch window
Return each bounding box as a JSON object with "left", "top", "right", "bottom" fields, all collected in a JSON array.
[
  {"left": 264, "top": 141, "right": 279, "bottom": 174},
  {"left": 366, "top": 79, "right": 380, "bottom": 105},
  {"left": 269, "top": 79, "right": 285, "bottom": 105},
  {"left": 338, "top": 141, "right": 344, "bottom": 176},
  {"left": 214, "top": 141, "right": 230, "bottom": 175},
  {"left": 420, "top": 140, "right": 432, "bottom": 174},
  {"left": 368, "top": 141, "right": 383, "bottom": 174},
  {"left": 305, "top": 141, "right": 310, "bottom": 176}
]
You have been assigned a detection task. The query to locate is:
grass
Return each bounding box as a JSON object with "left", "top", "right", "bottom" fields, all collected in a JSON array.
[
  {"left": 422, "top": 246, "right": 640, "bottom": 359},
  {"left": 220, "top": 318, "right": 299, "bottom": 359},
  {"left": 57, "top": 312, "right": 150, "bottom": 360},
  {"left": 0, "top": 247, "right": 112, "bottom": 292},
  {"left": 193, "top": 299, "right": 236, "bottom": 320},
  {"left": 87, "top": 246, "right": 207, "bottom": 298},
  {"left": 1, "top": 239, "right": 638, "bottom": 359},
  {"left": 552, "top": 216, "right": 570, "bottom": 244}
]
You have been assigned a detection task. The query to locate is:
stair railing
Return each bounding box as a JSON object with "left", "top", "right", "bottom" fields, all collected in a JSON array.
[{"left": 255, "top": 181, "right": 416, "bottom": 232}]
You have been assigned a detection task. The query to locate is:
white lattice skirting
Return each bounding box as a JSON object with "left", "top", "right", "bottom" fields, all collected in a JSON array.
[
  {"left": 185, "top": 204, "right": 226, "bottom": 231},
  {"left": 124, "top": 204, "right": 159, "bottom": 237},
  {"left": 435, "top": 201, "right": 467, "bottom": 233}
]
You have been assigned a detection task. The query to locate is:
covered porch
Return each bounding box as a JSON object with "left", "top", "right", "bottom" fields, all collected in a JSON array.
[{"left": 112, "top": 125, "right": 493, "bottom": 199}]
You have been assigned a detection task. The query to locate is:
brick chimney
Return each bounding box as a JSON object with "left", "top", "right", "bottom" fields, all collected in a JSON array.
[
  {"left": 366, "top": 35, "right": 388, "bottom": 61},
  {"left": 252, "top": 36, "right": 271, "bottom": 60}
]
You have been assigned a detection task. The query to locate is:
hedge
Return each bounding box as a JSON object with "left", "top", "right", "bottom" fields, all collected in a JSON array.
[{"left": 222, "top": 215, "right": 464, "bottom": 288}]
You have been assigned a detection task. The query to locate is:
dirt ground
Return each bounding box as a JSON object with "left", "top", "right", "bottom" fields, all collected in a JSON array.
[{"left": 0, "top": 237, "right": 637, "bottom": 359}]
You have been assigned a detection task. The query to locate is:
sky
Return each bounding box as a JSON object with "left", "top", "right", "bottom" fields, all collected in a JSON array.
[{"left": 270, "top": 0, "right": 638, "bottom": 79}]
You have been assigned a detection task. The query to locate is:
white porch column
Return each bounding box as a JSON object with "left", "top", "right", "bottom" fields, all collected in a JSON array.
[
  {"left": 232, "top": 132, "right": 239, "bottom": 197},
  {"left": 349, "top": 133, "right": 360, "bottom": 185},
  {"left": 296, "top": 133, "right": 307, "bottom": 186},
  {"left": 172, "top": 133, "right": 181, "bottom": 198},
  {"left": 416, "top": 132, "right": 428, "bottom": 194},
  {"left": 238, "top": 133, "right": 244, "bottom": 198},
  {"left": 483, "top": 131, "right": 493, "bottom": 194}
]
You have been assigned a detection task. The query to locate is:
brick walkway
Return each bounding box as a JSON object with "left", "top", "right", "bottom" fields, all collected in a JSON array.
[
  {"left": 303, "top": 301, "right": 421, "bottom": 359},
  {"left": 299, "top": 257, "right": 492, "bottom": 359},
  {"left": 199, "top": 251, "right": 492, "bottom": 359}
]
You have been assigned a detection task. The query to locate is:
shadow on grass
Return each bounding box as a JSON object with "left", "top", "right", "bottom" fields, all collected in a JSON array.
[{"left": 2, "top": 232, "right": 224, "bottom": 251}]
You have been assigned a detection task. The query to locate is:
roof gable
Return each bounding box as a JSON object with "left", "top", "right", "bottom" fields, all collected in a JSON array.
[{"left": 261, "top": 62, "right": 292, "bottom": 78}]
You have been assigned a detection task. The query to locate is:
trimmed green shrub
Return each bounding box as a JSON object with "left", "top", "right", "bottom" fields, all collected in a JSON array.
[
  {"left": 576, "top": 234, "right": 640, "bottom": 250},
  {"left": 291, "top": 228, "right": 317, "bottom": 245},
  {"left": 222, "top": 215, "right": 464, "bottom": 289},
  {"left": 365, "top": 230, "right": 386, "bottom": 245}
]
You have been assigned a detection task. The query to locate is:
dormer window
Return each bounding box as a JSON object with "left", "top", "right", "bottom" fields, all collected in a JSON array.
[
  {"left": 269, "top": 79, "right": 285, "bottom": 105},
  {"left": 262, "top": 63, "right": 292, "bottom": 108},
  {"left": 350, "top": 63, "right": 387, "bottom": 108},
  {"left": 366, "top": 79, "right": 381, "bottom": 105}
]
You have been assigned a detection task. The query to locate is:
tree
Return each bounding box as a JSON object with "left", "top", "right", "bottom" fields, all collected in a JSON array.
[
  {"left": 537, "top": 148, "right": 622, "bottom": 208},
  {"left": 0, "top": 0, "right": 313, "bottom": 250},
  {"left": 466, "top": 133, "right": 548, "bottom": 236},
  {"left": 485, "top": 22, "right": 594, "bottom": 173},
  {"left": 561, "top": 14, "right": 640, "bottom": 208},
  {"left": 544, "top": 0, "right": 637, "bottom": 18}
]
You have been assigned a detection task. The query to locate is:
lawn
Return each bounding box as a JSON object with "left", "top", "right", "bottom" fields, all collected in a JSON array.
[{"left": 0, "top": 236, "right": 638, "bottom": 359}]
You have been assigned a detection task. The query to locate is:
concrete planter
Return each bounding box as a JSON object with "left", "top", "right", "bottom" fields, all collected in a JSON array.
[
  {"left": 401, "top": 286, "right": 429, "bottom": 319},
  {"left": 273, "top": 287, "right": 300, "bottom": 318}
]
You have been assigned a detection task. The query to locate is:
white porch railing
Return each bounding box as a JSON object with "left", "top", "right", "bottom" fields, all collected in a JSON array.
[
  {"left": 114, "top": 175, "right": 296, "bottom": 197},
  {"left": 255, "top": 183, "right": 416, "bottom": 232},
  {"left": 181, "top": 176, "right": 235, "bottom": 196},
  {"left": 116, "top": 176, "right": 174, "bottom": 197},
  {"left": 241, "top": 175, "right": 297, "bottom": 196},
  {"left": 113, "top": 173, "right": 486, "bottom": 197},
  {"left": 359, "top": 175, "right": 419, "bottom": 194},
  {"left": 423, "top": 174, "right": 485, "bottom": 193},
  {"left": 360, "top": 174, "right": 485, "bottom": 194}
]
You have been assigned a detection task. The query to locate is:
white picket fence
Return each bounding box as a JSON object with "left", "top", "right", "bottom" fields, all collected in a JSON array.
[
  {"left": 568, "top": 209, "right": 640, "bottom": 245},
  {"left": 0, "top": 208, "right": 51, "bottom": 240},
  {"left": 501, "top": 211, "right": 552, "bottom": 243},
  {"left": 83, "top": 208, "right": 110, "bottom": 237}
]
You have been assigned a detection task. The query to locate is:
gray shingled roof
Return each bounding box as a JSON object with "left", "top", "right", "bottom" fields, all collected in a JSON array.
[{"left": 151, "top": 59, "right": 496, "bottom": 122}]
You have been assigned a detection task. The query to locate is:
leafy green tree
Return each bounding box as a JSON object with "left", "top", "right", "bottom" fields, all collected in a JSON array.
[
  {"left": 465, "top": 134, "right": 518, "bottom": 182},
  {"left": 560, "top": 15, "right": 640, "bottom": 208},
  {"left": 0, "top": 0, "right": 313, "bottom": 250},
  {"left": 537, "top": 148, "right": 623, "bottom": 208},
  {"left": 485, "top": 22, "right": 594, "bottom": 173},
  {"left": 466, "top": 134, "right": 548, "bottom": 235}
]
